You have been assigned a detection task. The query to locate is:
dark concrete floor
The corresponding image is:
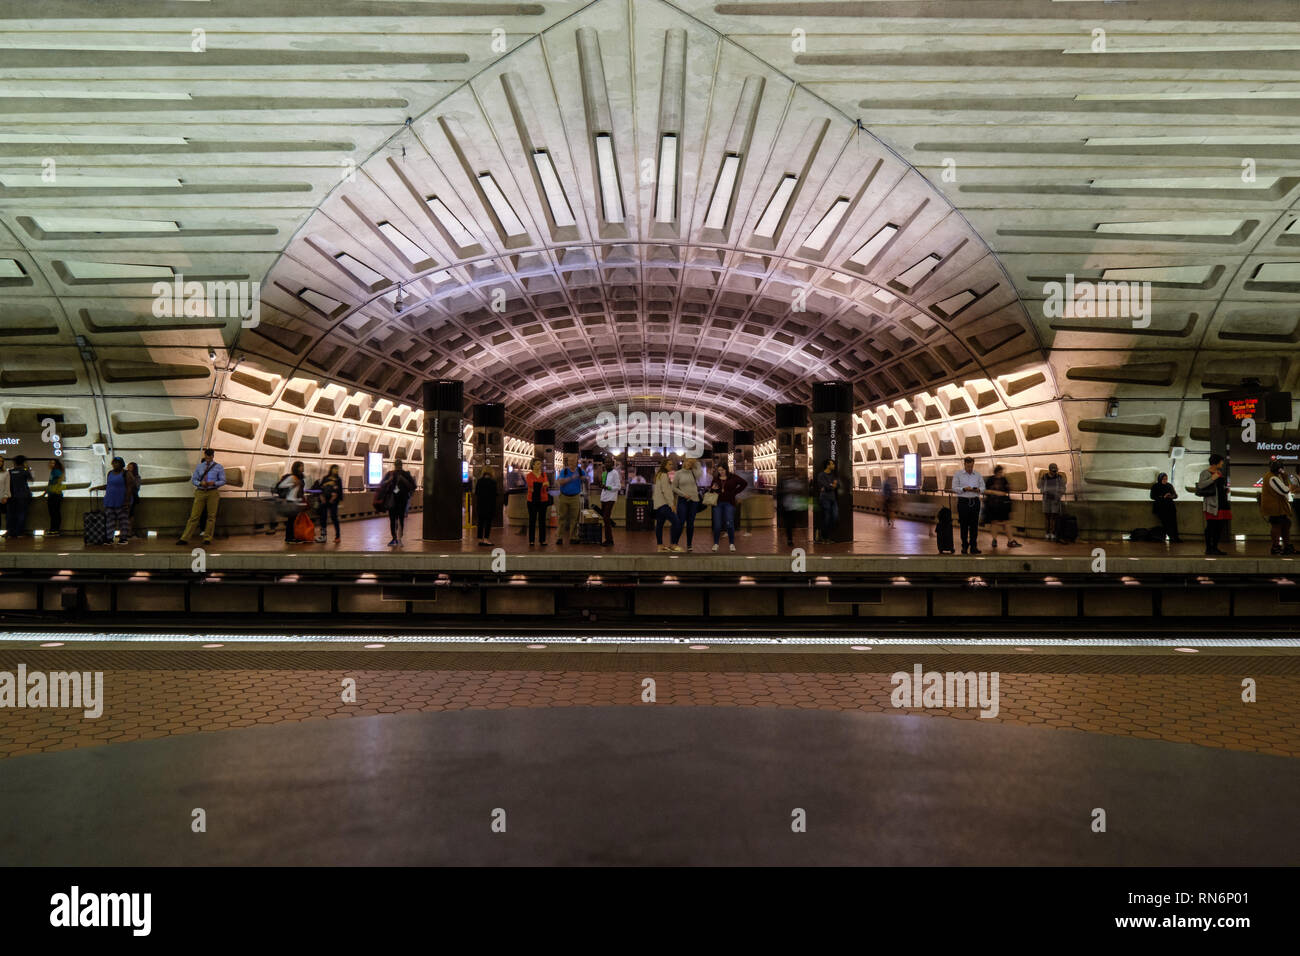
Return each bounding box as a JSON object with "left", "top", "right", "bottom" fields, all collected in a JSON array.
[{"left": 1, "top": 706, "right": 1295, "bottom": 866}]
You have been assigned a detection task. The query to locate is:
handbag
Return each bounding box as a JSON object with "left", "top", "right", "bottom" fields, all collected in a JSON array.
[{"left": 701, "top": 491, "right": 719, "bottom": 507}]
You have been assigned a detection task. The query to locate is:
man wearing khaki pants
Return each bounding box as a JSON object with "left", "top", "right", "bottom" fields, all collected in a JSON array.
[
  {"left": 176, "top": 448, "right": 226, "bottom": 544},
  {"left": 554, "top": 454, "right": 583, "bottom": 546}
]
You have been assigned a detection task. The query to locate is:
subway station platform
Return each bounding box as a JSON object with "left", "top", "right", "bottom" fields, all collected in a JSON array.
[{"left": 1, "top": 512, "right": 1296, "bottom": 624}]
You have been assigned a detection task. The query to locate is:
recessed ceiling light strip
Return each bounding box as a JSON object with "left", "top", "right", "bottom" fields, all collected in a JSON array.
[
  {"left": 576, "top": 28, "right": 625, "bottom": 227},
  {"left": 703, "top": 75, "right": 765, "bottom": 236},
  {"left": 654, "top": 29, "right": 687, "bottom": 228}
]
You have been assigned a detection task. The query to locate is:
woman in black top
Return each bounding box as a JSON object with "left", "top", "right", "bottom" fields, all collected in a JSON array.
[
  {"left": 316, "top": 464, "right": 344, "bottom": 543},
  {"left": 382, "top": 460, "right": 416, "bottom": 547},
  {"left": 474, "top": 465, "right": 499, "bottom": 545},
  {"left": 1149, "top": 472, "right": 1181, "bottom": 543},
  {"left": 983, "top": 464, "right": 1020, "bottom": 548}
]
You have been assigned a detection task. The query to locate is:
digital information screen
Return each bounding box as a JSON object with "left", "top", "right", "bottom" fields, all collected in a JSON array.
[
  {"left": 903, "top": 452, "right": 921, "bottom": 490},
  {"left": 365, "top": 451, "right": 384, "bottom": 486}
]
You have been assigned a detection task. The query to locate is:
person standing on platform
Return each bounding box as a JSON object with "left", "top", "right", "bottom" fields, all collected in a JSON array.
[
  {"left": 177, "top": 448, "right": 225, "bottom": 545},
  {"left": 1149, "top": 472, "right": 1181, "bottom": 543},
  {"left": 778, "top": 472, "right": 806, "bottom": 549},
  {"left": 45, "top": 458, "right": 66, "bottom": 537},
  {"left": 814, "top": 459, "right": 840, "bottom": 544},
  {"left": 881, "top": 475, "right": 896, "bottom": 528},
  {"left": 555, "top": 455, "right": 583, "bottom": 546},
  {"left": 3, "top": 456, "right": 33, "bottom": 538},
  {"left": 709, "top": 463, "right": 747, "bottom": 552},
  {"left": 276, "top": 461, "right": 309, "bottom": 544},
  {"left": 102, "top": 456, "right": 133, "bottom": 545},
  {"left": 984, "top": 464, "right": 1019, "bottom": 548},
  {"left": 125, "top": 462, "right": 143, "bottom": 537},
  {"left": 653, "top": 459, "right": 681, "bottom": 552},
  {"left": 952, "top": 457, "right": 985, "bottom": 555},
  {"left": 1195, "top": 454, "right": 1231, "bottom": 556},
  {"left": 599, "top": 456, "right": 621, "bottom": 548},
  {"left": 474, "top": 465, "right": 499, "bottom": 545},
  {"left": 524, "top": 459, "right": 550, "bottom": 546},
  {"left": 1038, "top": 463, "right": 1067, "bottom": 541},
  {"left": 381, "top": 458, "right": 416, "bottom": 548},
  {"left": 1259, "top": 460, "right": 1294, "bottom": 555},
  {"left": 1289, "top": 466, "right": 1300, "bottom": 529},
  {"left": 316, "top": 464, "right": 343, "bottom": 543},
  {"left": 671, "top": 457, "right": 702, "bottom": 552}
]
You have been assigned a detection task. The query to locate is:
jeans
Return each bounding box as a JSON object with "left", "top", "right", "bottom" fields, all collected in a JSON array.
[
  {"left": 318, "top": 500, "right": 340, "bottom": 538},
  {"left": 957, "top": 497, "right": 981, "bottom": 550},
  {"left": 47, "top": 493, "right": 63, "bottom": 534},
  {"left": 818, "top": 495, "right": 838, "bottom": 541},
  {"left": 654, "top": 504, "right": 679, "bottom": 544},
  {"left": 672, "top": 498, "right": 698, "bottom": 547},
  {"left": 712, "top": 501, "right": 737, "bottom": 545},
  {"left": 527, "top": 500, "right": 549, "bottom": 544}
]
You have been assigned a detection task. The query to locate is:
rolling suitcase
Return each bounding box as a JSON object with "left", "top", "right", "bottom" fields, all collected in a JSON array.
[
  {"left": 83, "top": 506, "right": 109, "bottom": 547},
  {"left": 1056, "top": 512, "right": 1079, "bottom": 544},
  {"left": 935, "top": 506, "right": 955, "bottom": 554}
]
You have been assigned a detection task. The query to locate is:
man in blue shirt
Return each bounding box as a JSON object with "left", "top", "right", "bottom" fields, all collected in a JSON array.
[
  {"left": 951, "top": 456, "right": 986, "bottom": 555},
  {"left": 555, "top": 454, "right": 583, "bottom": 545},
  {"left": 176, "top": 448, "right": 226, "bottom": 544}
]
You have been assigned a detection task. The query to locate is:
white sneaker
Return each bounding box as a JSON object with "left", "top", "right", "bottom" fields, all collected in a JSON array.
[
  {"left": 729, "top": 544, "right": 736, "bottom": 552},
  {"left": 711, "top": 544, "right": 719, "bottom": 552},
  {"left": 1047, "top": 533, "right": 1055, "bottom": 541}
]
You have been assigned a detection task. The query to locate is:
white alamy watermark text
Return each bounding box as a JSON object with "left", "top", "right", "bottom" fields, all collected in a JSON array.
[
  {"left": 593, "top": 404, "right": 707, "bottom": 457},
  {"left": 152, "top": 272, "right": 260, "bottom": 328},
  {"left": 891, "top": 664, "right": 1000, "bottom": 719},
  {"left": 0, "top": 664, "right": 103, "bottom": 718},
  {"left": 1042, "top": 274, "right": 1152, "bottom": 328}
]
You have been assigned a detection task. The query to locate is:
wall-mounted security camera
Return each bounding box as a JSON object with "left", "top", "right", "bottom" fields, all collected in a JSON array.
[{"left": 1106, "top": 399, "right": 1120, "bottom": 418}]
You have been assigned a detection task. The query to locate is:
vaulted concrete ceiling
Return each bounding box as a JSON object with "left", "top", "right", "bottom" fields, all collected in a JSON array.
[{"left": 1, "top": 0, "right": 1297, "bottom": 497}]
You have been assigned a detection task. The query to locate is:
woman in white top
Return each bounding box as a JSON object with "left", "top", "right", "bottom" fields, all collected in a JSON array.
[
  {"left": 670, "top": 458, "right": 703, "bottom": 551},
  {"left": 652, "top": 460, "right": 681, "bottom": 552}
]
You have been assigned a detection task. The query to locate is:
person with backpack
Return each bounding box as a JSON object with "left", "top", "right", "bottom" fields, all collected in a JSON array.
[
  {"left": 554, "top": 455, "right": 583, "bottom": 546},
  {"left": 274, "top": 461, "right": 311, "bottom": 543},
  {"left": 315, "top": 464, "right": 344, "bottom": 543},
  {"left": 1259, "top": 460, "right": 1294, "bottom": 555},
  {"left": 45, "top": 459, "right": 66, "bottom": 537},
  {"left": 379, "top": 458, "right": 416, "bottom": 547},
  {"left": 3, "top": 456, "right": 34, "bottom": 538},
  {"left": 177, "top": 448, "right": 226, "bottom": 544},
  {"left": 1149, "top": 472, "right": 1181, "bottom": 543}
]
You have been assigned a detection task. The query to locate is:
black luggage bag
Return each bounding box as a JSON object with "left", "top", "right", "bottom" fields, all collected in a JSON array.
[{"left": 936, "top": 506, "right": 955, "bottom": 554}]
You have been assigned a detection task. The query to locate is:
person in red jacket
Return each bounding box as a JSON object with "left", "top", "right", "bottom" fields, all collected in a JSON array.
[{"left": 523, "top": 459, "right": 551, "bottom": 546}]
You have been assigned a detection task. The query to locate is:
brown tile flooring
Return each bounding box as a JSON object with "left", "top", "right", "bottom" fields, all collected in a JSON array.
[
  {"left": 2, "top": 649, "right": 1296, "bottom": 760},
  {"left": 2, "top": 509, "right": 1274, "bottom": 557}
]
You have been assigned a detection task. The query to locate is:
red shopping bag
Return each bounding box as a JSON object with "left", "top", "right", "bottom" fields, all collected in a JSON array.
[{"left": 293, "top": 510, "right": 316, "bottom": 541}]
